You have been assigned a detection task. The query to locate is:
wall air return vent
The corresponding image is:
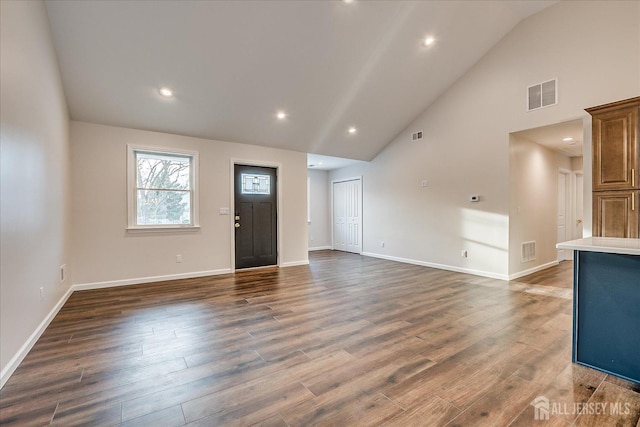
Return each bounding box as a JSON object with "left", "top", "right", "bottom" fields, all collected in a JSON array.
[
  {"left": 527, "top": 79, "right": 557, "bottom": 111},
  {"left": 412, "top": 131, "right": 423, "bottom": 141},
  {"left": 521, "top": 241, "right": 536, "bottom": 263}
]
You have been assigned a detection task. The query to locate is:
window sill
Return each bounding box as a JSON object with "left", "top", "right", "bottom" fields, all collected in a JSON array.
[{"left": 126, "top": 226, "right": 201, "bottom": 234}]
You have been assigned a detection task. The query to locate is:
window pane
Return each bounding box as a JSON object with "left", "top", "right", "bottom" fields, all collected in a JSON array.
[
  {"left": 137, "top": 189, "right": 191, "bottom": 225},
  {"left": 241, "top": 174, "right": 270, "bottom": 194},
  {"left": 136, "top": 152, "right": 190, "bottom": 190}
]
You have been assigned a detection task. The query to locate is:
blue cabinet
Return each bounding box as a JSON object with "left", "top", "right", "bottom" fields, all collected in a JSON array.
[{"left": 573, "top": 251, "right": 640, "bottom": 384}]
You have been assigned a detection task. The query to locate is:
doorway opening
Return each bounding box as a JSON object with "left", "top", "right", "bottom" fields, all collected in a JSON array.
[{"left": 508, "top": 118, "right": 585, "bottom": 277}]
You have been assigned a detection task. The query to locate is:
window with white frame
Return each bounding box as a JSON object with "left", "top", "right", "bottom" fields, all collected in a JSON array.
[{"left": 127, "top": 146, "right": 199, "bottom": 229}]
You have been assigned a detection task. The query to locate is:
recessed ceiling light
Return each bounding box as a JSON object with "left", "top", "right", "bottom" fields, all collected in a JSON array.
[
  {"left": 159, "top": 87, "right": 173, "bottom": 97},
  {"left": 343, "top": 0, "right": 354, "bottom": 3},
  {"left": 318, "top": 162, "right": 324, "bottom": 165},
  {"left": 562, "top": 137, "right": 574, "bottom": 142},
  {"left": 348, "top": 127, "right": 357, "bottom": 134},
  {"left": 276, "top": 111, "right": 287, "bottom": 120},
  {"left": 424, "top": 37, "right": 435, "bottom": 46}
]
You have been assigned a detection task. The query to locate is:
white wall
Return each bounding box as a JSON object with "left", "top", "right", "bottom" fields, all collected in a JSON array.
[
  {"left": 0, "top": 0, "right": 71, "bottom": 384},
  {"left": 509, "top": 136, "right": 572, "bottom": 276},
  {"left": 308, "top": 169, "right": 331, "bottom": 250},
  {"left": 330, "top": 1, "right": 640, "bottom": 280},
  {"left": 71, "top": 121, "right": 308, "bottom": 286},
  {"left": 571, "top": 157, "right": 583, "bottom": 172}
]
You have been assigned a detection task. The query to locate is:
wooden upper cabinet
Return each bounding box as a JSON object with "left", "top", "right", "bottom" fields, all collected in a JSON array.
[
  {"left": 592, "top": 190, "right": 639, "bottom": 238},
  {"left": 587, "top": 97, "right": 639, "bottom": 191}
]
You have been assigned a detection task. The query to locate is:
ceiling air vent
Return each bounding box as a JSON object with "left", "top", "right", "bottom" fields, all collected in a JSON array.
[
  {"left": 412, "top": 130, "right": 423, "bottom": 141},
  {"left": 527, "top": 79, "right": 557, "bottom": 111},
  {"left": 521, "top": 241, "right": 536, "bottom": 263}
]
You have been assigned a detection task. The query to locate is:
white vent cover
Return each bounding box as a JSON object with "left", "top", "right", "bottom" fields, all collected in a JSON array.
[
  {"left": 412, "top": 131, "right": 423, "bottom": 141},
  {"left": 527, "top": 79, "right": 557, "bottom": 111},
  {"left": 521, "top": 241, "right": 536, "bottom": 263}
]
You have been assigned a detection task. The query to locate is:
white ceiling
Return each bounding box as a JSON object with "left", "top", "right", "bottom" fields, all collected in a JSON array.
[
  {"left": 307, "top": 153, "right": 366, "bottom": 171},
  {"left": 45, "top": 0, "right": 554, "bottom": 161},
  {"left": 513, "top": 119, "right": 584, "bottom": 157}
]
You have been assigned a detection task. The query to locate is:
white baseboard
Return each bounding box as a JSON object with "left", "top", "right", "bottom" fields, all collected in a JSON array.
[
  {"left": 72, "top": 269, "right": 232, "bottom": 291},
  {"left": 508, "top": 260, "right": 559, "bottom": 281},
  {"left": 280, "top": 260, "right": 310, "bottom": 267},
  {"left": 361, "top": 252, "right": 509, "bottom": 281},
  {"left": 308, "top": 246, "right": 332, "bottom": 252},
  {"left": 1, "top": 287, "right": 73, "bottom": 389}
]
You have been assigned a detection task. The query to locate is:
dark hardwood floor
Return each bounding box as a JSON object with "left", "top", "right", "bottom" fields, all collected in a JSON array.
[{"left": 1, "top": 251, "right": 639, "bottom": 426}]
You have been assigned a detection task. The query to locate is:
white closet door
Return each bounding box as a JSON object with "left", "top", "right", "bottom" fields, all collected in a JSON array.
[
  {"left": 333, "top": 181, "right": 346, "bottom": 251},
  {"left": 333, "top": 179, "right": 361, "bottom": 253}
]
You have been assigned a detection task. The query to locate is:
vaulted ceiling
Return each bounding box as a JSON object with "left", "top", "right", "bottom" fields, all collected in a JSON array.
[{"left": 45, "top": 0, "right": 554, "bottom": 161}]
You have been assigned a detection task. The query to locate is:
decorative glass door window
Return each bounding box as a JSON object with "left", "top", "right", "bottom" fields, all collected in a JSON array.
[{"left": 241, "top": 174, "right": 271, "bottom": 195}]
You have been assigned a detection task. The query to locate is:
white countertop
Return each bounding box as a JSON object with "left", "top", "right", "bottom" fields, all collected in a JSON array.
[{"left": 556, "top": 237, "right": 640, "bottom": 256}]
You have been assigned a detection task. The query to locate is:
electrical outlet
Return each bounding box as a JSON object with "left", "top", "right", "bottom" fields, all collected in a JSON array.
[
  {"left": 421, "top": 180, "right": 429, "bottom": 188},
  {"left": 461, "top": 250, "right": 468, "bottom": 258},
  {"left": 176, "top": 254, "right": 182, "bottom": 263},
  {"left": 39, "top": 286, "right": 44, "bottom": 301},
  {"left": 60, "top": 264, "right": 66, "bottom": 283}
]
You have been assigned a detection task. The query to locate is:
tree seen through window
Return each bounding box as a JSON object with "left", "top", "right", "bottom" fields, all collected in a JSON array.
[{"left": 135, "top": 151, "right": 192, "bottom": 225}]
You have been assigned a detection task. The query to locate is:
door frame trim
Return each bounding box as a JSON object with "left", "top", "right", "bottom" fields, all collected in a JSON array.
[
  {"left": 230, "top": 159, "right": 283, "bottom": 272},
  {"left": 331, "top": 176, "right": 363, "bottom": 253}
]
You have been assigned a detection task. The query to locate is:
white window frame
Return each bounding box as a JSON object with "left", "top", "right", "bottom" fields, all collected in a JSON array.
[{"left": 127, "top": 145, "right": 200, "bottom": 231}]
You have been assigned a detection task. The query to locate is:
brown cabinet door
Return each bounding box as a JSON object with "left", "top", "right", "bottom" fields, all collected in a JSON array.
[
  {"left": 590, "top": 102, "right": 638, "bottom": 191},
  {"left": 592, "top": 190, "right": 639, "bottom": 238}
]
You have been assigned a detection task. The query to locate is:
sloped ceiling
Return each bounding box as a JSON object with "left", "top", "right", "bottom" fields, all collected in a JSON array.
[{"left": 45, "top": 0, "right": 554, "bottom": 161}]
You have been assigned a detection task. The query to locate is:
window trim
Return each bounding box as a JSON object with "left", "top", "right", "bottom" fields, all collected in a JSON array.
[{"left": 126, "top": 144, "right": 200, "bottom": 231}]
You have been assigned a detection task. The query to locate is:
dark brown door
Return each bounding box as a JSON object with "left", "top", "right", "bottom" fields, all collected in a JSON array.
[{"left": 234, "top": 165, "right": 277, "bottom": 269}]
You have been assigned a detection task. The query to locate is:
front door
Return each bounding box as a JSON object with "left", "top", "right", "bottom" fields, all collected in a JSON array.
[{"left": 234, "top": 165, "right": 278, "bottom": 269}]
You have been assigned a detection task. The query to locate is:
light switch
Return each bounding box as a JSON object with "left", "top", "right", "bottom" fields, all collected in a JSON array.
[{"left": 219, "top": 208, "right": 230, "bottom": 215}]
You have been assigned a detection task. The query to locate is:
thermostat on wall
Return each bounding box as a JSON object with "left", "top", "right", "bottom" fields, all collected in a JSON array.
[{"left": 470, "top": 195, "right": 480, "bottom": 202}]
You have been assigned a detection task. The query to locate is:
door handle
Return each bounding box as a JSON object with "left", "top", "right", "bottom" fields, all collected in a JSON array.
[
  {"left": 576, "top": 219, "right": 582, "bottom": 224},
  {"left": 235, "top": 223, "right": 241, "bottom": 228}
]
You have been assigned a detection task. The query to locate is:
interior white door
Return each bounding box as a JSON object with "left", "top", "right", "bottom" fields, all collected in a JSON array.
[
  {"left": 333, "top": 182, "right": 346, "bottom": 251},
  {"left": 575, "top": 173, "right": 584, "bottom": 238},
  {"left": 557, "top": 172, "right": 569, "bottom": 261},
  {"left": 333, "top": 179, "right": 362, "bottom": 253}
]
